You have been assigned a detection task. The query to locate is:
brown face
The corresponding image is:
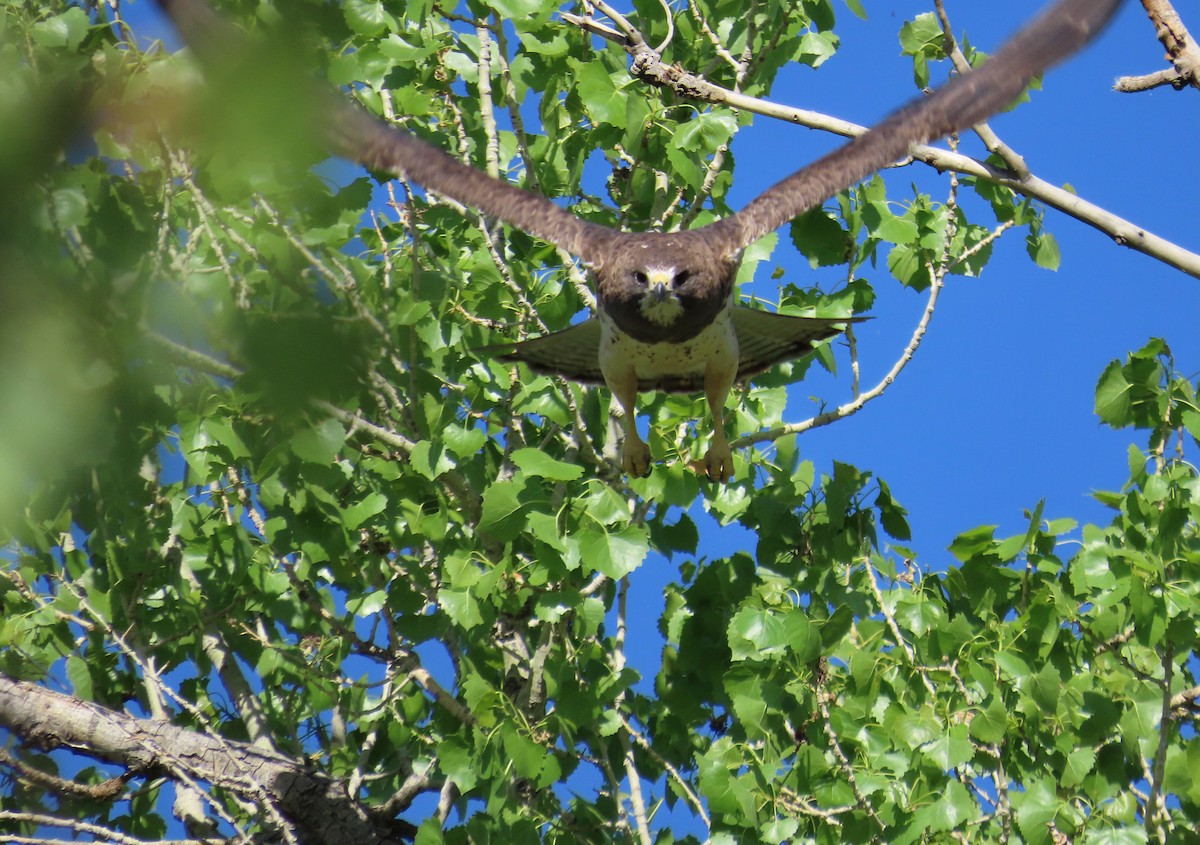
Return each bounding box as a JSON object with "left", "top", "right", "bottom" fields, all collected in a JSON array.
[{"left": 595, "top": 232, "right": 739, "bottom": 344}]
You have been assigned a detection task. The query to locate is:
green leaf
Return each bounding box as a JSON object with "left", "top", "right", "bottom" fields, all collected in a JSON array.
[
  {"left": 439, "top": 588, "right": 483, "bottom": 630},
  {"left": 437, "top": 735, "right": 479, "bottom": 793},
  {"left": 486, "top": 0, "right": 549, "bottom": 21},
  {"left": 948, "top": 524, "right": 998, "bottom": 562},
  {"left": 1094, "top": 340, "right": 1169, "bottom": 430},
  {"left": 501, "top": 724, "right": 548, "bottom": 780},
  {"left": 66, "top": 654, "right": 93, "bottom": 700},
  {"left": 876, "top": 479, "right": 912, "bottom": 540},
  {"left": 671, "top": 110, "right": 737, "bottom": 154},
  {"left": 790, "top": 207, "right": 850, "bottom": 267},
  {"left": 1062, "top": 746, "right": 1095, "bottom": 787},
  {"left": 928, "top": 780, "right": 979, "bottom": 832},
  {"left": 574, "top": 61, "right": 628, "bottom": 127},
  {"left": 728, "top": 606, "right": 816, "bottom": 662},
  {"left": 697, "top": 737, "right": 756, "bottom": 817},
  {"left": 597, "top": 710, "right": 622, "bottom": 737},
  {"left": 410, "top": 440, "right": 456, "bottom": 480},
  {"left": 343, "top": 0, "right": 391, "bottom": 36},
  {"left": 291, "top": 419, "right": 347, "bottom": 465},
  {"left": 204, "top": 418, "right": 250, "bottom": 461},
  {"left": 887, "top": 242, "right": 932, "bottom": 290},
  {"left": 1182, "top": 409, "right": 1200, "bottom": 442},
  {"left": 921, "top": 725, "right": 974, "bottom": 769},
  {"left": 1026, "top": 230, "right": 1061, "bottom": 270},
  {"left": 759, "top": 817, "right": 799, "bottom": 842},
  {"left": 578, "top": 525, "right": 648, "bottom": 579},
  {"left": 443, "top": 424, "right": 487, "bottom": 459},
  {"left": 343, "top": 492, "right": 387, "bottom": 530},
  {"left": 725, "top": 670, "right": 777, "bottom": 728},
  {"left": 1082, "top": 828, "right": 1150, "bottom": 845},
  {"left": 1012, "top": 777, "right": 1058, "bottom": 845},
  {"left": 866, "top": 200, "right": 918, "bottom": 244},
  {"left": 478, "top": 480, "right": 526, "bottom": 542},
  {"left": 347, "top": 589, "right": 388, "bottom": 617},
  {"left": 510, "top": 447, "right": 584, "bottom": 480},
  {"left": 414, "top": 818, "right": 445, "bottom": 845},
  {"left": 31, "top": 7, "right": 90, "bottom": 49},
  {"left": 899, "top": 13, "right": 943, "bottom": 58},
  {"left": 968, "top": 698, "right": 1009, "bottom": 745}
]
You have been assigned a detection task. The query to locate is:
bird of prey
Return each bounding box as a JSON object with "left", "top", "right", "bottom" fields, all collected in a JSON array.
[{"left": 157, "top": 0, "right": 1123, "bottom": 482}]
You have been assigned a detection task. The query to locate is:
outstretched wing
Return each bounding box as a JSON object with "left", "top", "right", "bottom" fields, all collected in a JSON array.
[
  {"left": 700, "top": 0, "right": 1124, "bottom": 255},
  {"left": 486, "top": 321, "right": 606, "bottom": 384},
  {"left": 486, "top": 308, "right": 862, "bottom": 390},
  {"left": 732, "top": 307, "right": 865, "bottom": 380},
  {"left": 154, "top": 0, "right": 616, "bottom": 264}
]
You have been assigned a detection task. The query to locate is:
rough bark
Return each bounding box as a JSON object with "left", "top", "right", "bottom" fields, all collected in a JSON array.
[{"left": 0, "top": 674, "right": 415, "bottom": 844}]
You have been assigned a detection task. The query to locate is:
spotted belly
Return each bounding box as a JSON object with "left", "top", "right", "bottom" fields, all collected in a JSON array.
[{"left": 598, "top": 309, "right": 738, "bottom": 393}]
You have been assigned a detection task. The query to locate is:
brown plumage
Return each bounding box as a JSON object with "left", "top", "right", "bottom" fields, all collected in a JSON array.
[{"left": 157, "top": 0, "right": 1124, "bottom": 481}]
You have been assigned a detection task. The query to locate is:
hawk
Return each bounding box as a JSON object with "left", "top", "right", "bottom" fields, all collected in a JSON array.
[{"left": 157, "top": 0, "right": 1123, "bottom": 481}]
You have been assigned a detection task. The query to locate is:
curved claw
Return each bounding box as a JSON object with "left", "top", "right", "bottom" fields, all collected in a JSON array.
[
  {"left": 622, "top": 439, "right": 652, "bottom": 478},
  {"left": 703, "top": 443, "right": 733, "bottom": 483}
]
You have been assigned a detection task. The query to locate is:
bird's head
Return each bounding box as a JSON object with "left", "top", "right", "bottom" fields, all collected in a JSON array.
[
  {"left": 633, "top": 265, "right": 691, "bottom": 325},
  {"left": 597, "top": 233, "right": 738, "bottom": 344}
]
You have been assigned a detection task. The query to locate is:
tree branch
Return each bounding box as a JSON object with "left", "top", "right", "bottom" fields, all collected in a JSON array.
[
  {"left": 0, "top": 675, "right": 417, "bottom": 845},
  {"left": 1115, "top": 0, "right": 1200, "bottom": 92}
]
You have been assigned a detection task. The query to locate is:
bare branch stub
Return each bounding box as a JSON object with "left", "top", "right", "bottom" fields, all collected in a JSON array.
[{"left": 1116, "top": 0, "right": 1200, "bottom": 92}]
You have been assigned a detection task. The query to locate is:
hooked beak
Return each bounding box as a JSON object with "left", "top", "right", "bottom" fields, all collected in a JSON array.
[{"left": 646, "top": 270, "right": 674, "bottom": 302}]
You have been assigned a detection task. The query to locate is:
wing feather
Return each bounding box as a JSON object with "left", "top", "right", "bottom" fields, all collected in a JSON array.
[
  {"left": 330, "top": 104, "right": 614, "bottom": 262},
  {"left": 485, "top": 321, "right": 606, "bottom": 384},
  {"left": 155, "top": 0, "right": 615, "bottom": 263},
  {"left": 732, "top": 307, "right": 865, "bottom": 380},
  {"left": 487, "top": 308, "right": 864, "bottom": 392},
  {"left": 701, "top": 0, "right": 1124, "bottom": 254}
]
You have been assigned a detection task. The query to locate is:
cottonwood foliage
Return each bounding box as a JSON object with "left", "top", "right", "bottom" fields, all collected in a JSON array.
[{"left": 1, "top": 1, "right": 1197, "bottom": 843}]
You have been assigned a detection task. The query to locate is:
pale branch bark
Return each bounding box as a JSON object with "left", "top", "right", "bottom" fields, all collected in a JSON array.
[
  {"left": 0, "top": 748, "right": 128, "bottom": 801},
  {"left": 1116, "top": 0, "right": 1200, "bottom": 93},
  {"left": 1171, "top": 684, "right": 1200, "bottom": 715},
  {"left": 610, "top": 577, "right": 652, "bottom": 845},
  {"left": 1146, "top": 643, "right": 1176, "bottom": 844},
  {"left": 563, "top": 9, "right": 1200, "bottom": 280},
  {"left": 816, "top": 694, "right": 887, "bottom": 830},
  {"left": 0, "top": 675, "right": 417, "bottom": 845},
  {"left": 933, "top": 0, "right": 1030, "bottom": 179},
  {"left": 866, "top": 560, "right": 939, "bottom": 699},
  {"left": 64, "top": 588, "right": 277, "bottom": 844},
  {"left": 0, "top": 810, "right": 220, "bottom": 845},
  {"left": 1114, "top": 66, "right": 1191, "bottom": 91},
  {"left": 616, "top": 712, "right": 710, "bottom": 828}
]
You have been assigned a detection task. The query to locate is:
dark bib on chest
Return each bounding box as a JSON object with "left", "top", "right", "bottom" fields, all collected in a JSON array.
[{"left": 604, "top": 295, "right": 726, "bottom": 344}]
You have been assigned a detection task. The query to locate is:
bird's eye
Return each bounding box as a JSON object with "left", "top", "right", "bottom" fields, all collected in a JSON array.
[
  {"left": 634, "top": 270, "right": 648, "bottom": 285},
  {"left": 673, "top": 270, "right": 691, "bottom": 287}
]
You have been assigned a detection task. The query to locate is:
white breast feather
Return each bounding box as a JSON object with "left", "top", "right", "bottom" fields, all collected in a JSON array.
[{"left": 599, "top": 305, "right": 737, "bottom": 381}]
